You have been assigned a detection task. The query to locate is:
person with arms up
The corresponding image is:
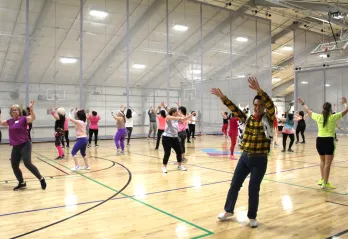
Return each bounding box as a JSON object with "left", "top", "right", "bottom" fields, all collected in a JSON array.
[
  {"left": 297, "top": 97, "right": 348, "bottom": 189},
  {"left": 147, "top": 106, "right": 157, "bottom": 140},
  {"left": 0, "top": 101, "right": 46, "bottom": 191},
  {"left": 212, "top": 77, "right": 275, "bottom": 228}
]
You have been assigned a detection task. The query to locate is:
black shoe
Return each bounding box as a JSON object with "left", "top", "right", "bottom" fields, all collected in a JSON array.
[
  {"left": 14, "top": 182, "right": 26, "bottom": 191},
  {"left": 300, "top": 141, "right": 306, "bottom": 144},
  {"left": 67, "top": 145, "right": 70, "bottom": 148},
  {"left": 62, "top": 146, "right": 65, "bottom": 149},
  {"left": 295, "top": 141, "right": 299, "bottom": 144},
  {"left": 288, "top": 149, "right": 294, "bottom": 152},
  {"left": 281, "top": 149, "right": 286, "bottom": 152},
  {"left": 155, "top": 148, "right": 158, "bottom": 150},
  {"left": 95, "top": 144, "right": 99, "bottom": 147},
  {"left": 40, "top": 177, "right": 47, "bottom": 190},
  {"left": 187, "top": 141, "right": 191, "bottom": 143},
  {"left": 55, "top": 156, "right": 63, "bottom": 160}
]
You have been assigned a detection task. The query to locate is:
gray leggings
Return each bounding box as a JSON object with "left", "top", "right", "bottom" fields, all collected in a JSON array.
[
  {"left": 11, "top": 141, "right": 42, "bottom": 183},
  {"left": 148, "top": 122, "right": 157, "bottom": 138}
]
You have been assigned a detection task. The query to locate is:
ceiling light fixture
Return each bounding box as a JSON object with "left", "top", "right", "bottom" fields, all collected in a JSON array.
[
  {"left": 89, "top": 10, "right": 108, "bottom": 18},
  {"left": 236, "top": 37, "right": 248, "bottom": 42},
  {"left": 319, "top": 54, "right": 328, "bottom": 58},
  {"left": 133, "top": 64, "right": 146, "bottom": 69},
  {"left": 192, "top": 69, "right": 201, "bottom": 74},
  {"left": 236, "top": 75, "right": 246, "bottom": 78},
  {"left": 301, "top": 81, "right": 308, "bottom": 84},
  {"left": 60, "top": 57, "right": 77, "bottom": 64},
  {"left": 272, "top": 77, "right": 281, "bottom": 82},
  {"left": 282, "top": 46, "right": 293, "bottom": 51},
  {"left": 325, "top": 84, "right": 330, "bottom": 87},
  {"left": 173, "top": 25, "right": 188, "bottom": 32}
]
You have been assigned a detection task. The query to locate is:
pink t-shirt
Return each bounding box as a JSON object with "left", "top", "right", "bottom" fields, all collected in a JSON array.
[
  {"left": 157, "top": 115, "right": 166, "bottom": 130},
  {"left": 178, "top": 121, "right": 187, "bottom": 132},
  {"left": 88, "top": 115, "right": 101, "bottom": 130},
  {"left": 75, "top": 120, "right": 87, "bottom": 138},
  {"left": 7, "top": 117, "right": 29, "bottom": 146},
  {"left": 64, "top": 118, "right": 69, "bottom": 131}
]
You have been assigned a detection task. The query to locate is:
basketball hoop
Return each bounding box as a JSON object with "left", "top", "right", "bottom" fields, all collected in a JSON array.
[{"left": 321, "top": 40, "right": 329, "bottom": 52}]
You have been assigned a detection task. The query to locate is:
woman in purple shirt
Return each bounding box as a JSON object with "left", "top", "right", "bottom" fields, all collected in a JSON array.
[{"left": 0, "top": 101, "right": 46, "bottom": 191}]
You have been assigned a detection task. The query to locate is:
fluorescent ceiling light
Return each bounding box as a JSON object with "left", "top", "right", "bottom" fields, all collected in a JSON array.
[
  {"left": 89, "top": 10, "right": 108, "bottom": 18},
  {"left": 282, "top": 46, "right": 293, "bottom": 51},
  {"left": 325, "top": 84, "right": 330, "bottom": 87},
  {"left": 301, "top": 81, "right": 308, "bottom": 84},
  {"left": 133, "top": 64, "right": 146, "bottom": 69},
  {"left": 272, "top": 77, "right": 281, "bottom": 82},
  {"left": 236, "top": 37, "right": 248, "bottom": 42},
  {"left": 319, "top": 54, "right": 328, "bottom": 58},
  {"left": 236, "top": 75, "right": 245, "bottom": 78},
  {"left": 192, "top": 69, "right": 201, "bottom": 74},
  {"left": 173, "top": 25, "right": 188, "bottom": 32},
  {"left": 60, "top": 57, "right": 77, "bottom": 64}
]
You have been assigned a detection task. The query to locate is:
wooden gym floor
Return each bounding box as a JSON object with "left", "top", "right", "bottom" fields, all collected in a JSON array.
[{"left": 0, "top": 133, "right": 347, "bottom": 239}]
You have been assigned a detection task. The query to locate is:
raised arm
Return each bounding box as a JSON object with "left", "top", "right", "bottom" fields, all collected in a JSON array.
[
  {"left": 0, "top": 109, "right": 8, "bottom": 126},
  {"left": 111, "top": 112, "right": 123, "bottom": 121},
  {"left": 297, "top": 98, "right": 313, "bottom": 116},
  {"left": 211, "top": 88, "right": 247, "bottom": 123},
  {"left": 26, "top": 100, "right": 36, "bottom": 123},
  {"left": 340, "top": 97, "right": 348, "bottom": 117},
  {"left": 68, "top": 110, "right": 78, "bottom": 124},
  {"left": 50, "top": 108, "right": 60, "bottom": 120},
  {"left": 220, "top": 111, "right": 228, "bottom": 119}
]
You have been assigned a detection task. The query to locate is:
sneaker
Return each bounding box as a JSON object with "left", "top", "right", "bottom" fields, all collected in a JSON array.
[
  {"left": 187, "top": 141, "right": 191, "bottom": 143},
  {"left": 218, "top": 212, "right": 233, "bottom": 221},
  {"left": 295, "top": 141, "right": 299, "bottom": 144},
  {"left": 66, "top": 145, "right": 70, "bottom": 148},
  {"left": 281, "top": 149, "right": 286, "bottom": 152},
  {"left": 183, "top": 158, "right": 188, "bottom": 163},
  {"left": 178, "top": 165, "right": 187, "bottom": 171},
  {"left": 317, "top": 178, "right": 324, "bottom": 185},
  {"left": 162, "top": 167, "right": 167, "bottom": 173},
  {"left": 288, "top": 149, "right": 294, "bottom": 152},
  {"left": 62, "top": 146, "right": 65, "bottom": 149},
  {"left": 300, "top": 142, "right": 306, "bottom": 144},
  {"left": 120, "top": 151, "right": 125, "bottom": 155},
  {"left": 55, "top": 156, "right": 63, "bottom": 160},
  {"left": 87, "top": 144, "right": 91, "bottom": 148},
  {"left": 13, "top": 182, "right": 26, "bottom": 191},
  {"left": 40, "top": 177, "right": 47, "bottom": 190},
  {"left": 230, "top": 155, "right": 237, "bottom": 160},
  {"left": 155, "top": 148, "right": 158, "bottom": 150},
  {"left": 249, "top": 219, "right": 259, "bottom": 228},
  {"left": 116, "top": 150, "right": 122, "bottom": 156},
  {"left": 127, "top": 144, "right": 130, "bottom": 147},
  {"left": 95, "top": 144, "right": 99, "bottom": 147},
  {"left": 321, "top": 182, "right": 336, "bottom": 190},
  {"left": 82, "top": 166, "right": 90, "bottom": 170},
  {"left": 71, "top": 166, "right": 80, "bottom": 171}
]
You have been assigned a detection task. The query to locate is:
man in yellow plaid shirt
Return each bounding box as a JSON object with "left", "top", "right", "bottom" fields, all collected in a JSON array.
[{"left": 212, "top": 77, "right": 275, "bottom": 228}]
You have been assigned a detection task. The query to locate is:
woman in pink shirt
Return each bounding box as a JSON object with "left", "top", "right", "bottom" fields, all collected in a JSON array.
[
  {"left": 88, "top": 111, "right": 101, "bottom": 147},
  {"left": 177, "top": 106, "right": 192, "bottom": 163},
  {"left": 155, "top": 108, "right": 167, "bottom": 150},
  {"left": 69, "top": 109, "right": 89, "bottom": 171}
]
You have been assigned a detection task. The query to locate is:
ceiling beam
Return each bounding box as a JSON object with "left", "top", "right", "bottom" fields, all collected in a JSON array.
[
  {"left": 272, "top": 79, "right": 294, "bottom": 96},
  {"left": 85, "top": 0, "right": 164, "bottom": 86},
  {"left": 14, "top": 0, "right": 53, "bottom": 82}
]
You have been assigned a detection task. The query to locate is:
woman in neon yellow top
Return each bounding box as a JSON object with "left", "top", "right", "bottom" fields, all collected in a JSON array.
[{"left": 297, "top": 97, "right": 348, "bottom": 190}]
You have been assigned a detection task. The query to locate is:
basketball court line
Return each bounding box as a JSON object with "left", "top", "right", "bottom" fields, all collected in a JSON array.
[
  {"left": 31, "top": 152, "right": 214, "bottom": 239},
  {"left": 326, "top": 229, "right": 348, "bottom": 239}
]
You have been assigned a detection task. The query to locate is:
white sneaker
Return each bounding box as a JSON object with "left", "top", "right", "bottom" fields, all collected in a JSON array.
[
  {"left": 120, "top": 151, "right": 125, "bottom": 155},
  {"left": 116, "top": 150, "right": 122, "bottom": 156},
  {"left": 82, "top": 166, "right": 90, "bottom": 170},
  {"left": 249, "top": 219, "right": 259, "bottom": 228},
  {"left": 162, "top": 167, "right": 167, "bottom": 173},
  {"left": 71, "top": 166, "right": 80, "bottom": 171},
  {"left": 178, "top": 165, "right": 187, "bottom": 171},
  {"left": 218, "top": 212, "right": 234, "bottom": 221}
]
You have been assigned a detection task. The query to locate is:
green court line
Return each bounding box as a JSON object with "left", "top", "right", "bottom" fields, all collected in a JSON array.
[
  {"left": 263, "top": 178, "right": 347, "bottom": 196},
  {"left": 33, "top": 152, "right": 214, "bottom": 239}
]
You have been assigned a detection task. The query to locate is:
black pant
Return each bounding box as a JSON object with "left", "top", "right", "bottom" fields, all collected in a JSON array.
[
  {"left": 55, "top": 129, "right": 64, "bottom": 146},
  {"left": 89, "top": 129, "right": 99, "bottom": 145},
  {"left": 126, "top": 127, "right": 133, "bottom": 144},
  {"left": 296, "top": 126, "right": 306, "bottom": 142},
  {"left": 28, "top": 123, "right": 32, "bottom": 141},
  {"left": 188, "top": 124, "right": 195, "bottom": 141},
  {"left": 224, "top": 153, "right": 267, "bottom": 219},
  {"left": 11, "top": 142, "right": 42, "bottom": 183},
  {"left": 162, "top": 136, "right": 182, "bottom": 165},
  {"left": 156, "top": 129, "right": 164, "bottom": 149},
  {"left": 0, "top": 130, "right": 2, "bottom": 143},
  {"left": 283, "top": 133, "right": 295, "bottom": 150},
  {"left": 62, "top": 130, "right": 70, "bottom": 147},
  {"left": 178, "top": 131, "right": 187, "bottom": 154}
]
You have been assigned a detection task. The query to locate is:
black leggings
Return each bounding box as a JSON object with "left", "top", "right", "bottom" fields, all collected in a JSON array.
[
  {"left": 126, "top": 127, "right": 133, "bottom": 144},
  {"left": 283, "top": 133, "right": 295, "bottom": 150},
  {"left": 0, "top": 130, "right": 2, "bottom": 143},
  {"left": 156, "top": 129, "right": 164, "bottom": 149},
  {"left": 11, "top": 142, "right": 42, "bottom": 183},
  {"left": 188, "top": 124, "right": 195, "bottom": 140},
  {"left": 89, "top": 129, "right": 99, "bottom": 145},
  {"left": 178, "top": 131, "right": 187, "bottom": 154},
  {"left": 296, "top": 126, "right": 306, "bottom": 142},
  {"left": 62, "top": 130, "right": 70, "bottom": 147},
  {"left": 162, "top": 136, "right": 182, "bottom": 165},
  {"left": 55, "top": 129, "right": 64, "bottom": 146}
]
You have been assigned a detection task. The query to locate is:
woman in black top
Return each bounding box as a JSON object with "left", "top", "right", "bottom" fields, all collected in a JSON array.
[
  {"left": 51, "top": 108, "right": 66, "bottom": 159},
  {"left": 221, "top": 112, "right": 229, "bottom": 137},
  {"left": 296, "top": 111, "right": 307, "bottom": 144}
]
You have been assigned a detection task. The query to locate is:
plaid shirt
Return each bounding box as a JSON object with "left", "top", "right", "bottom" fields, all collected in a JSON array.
[{"left": 221, "top": 91, "right": 275, "bottom": 154}]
